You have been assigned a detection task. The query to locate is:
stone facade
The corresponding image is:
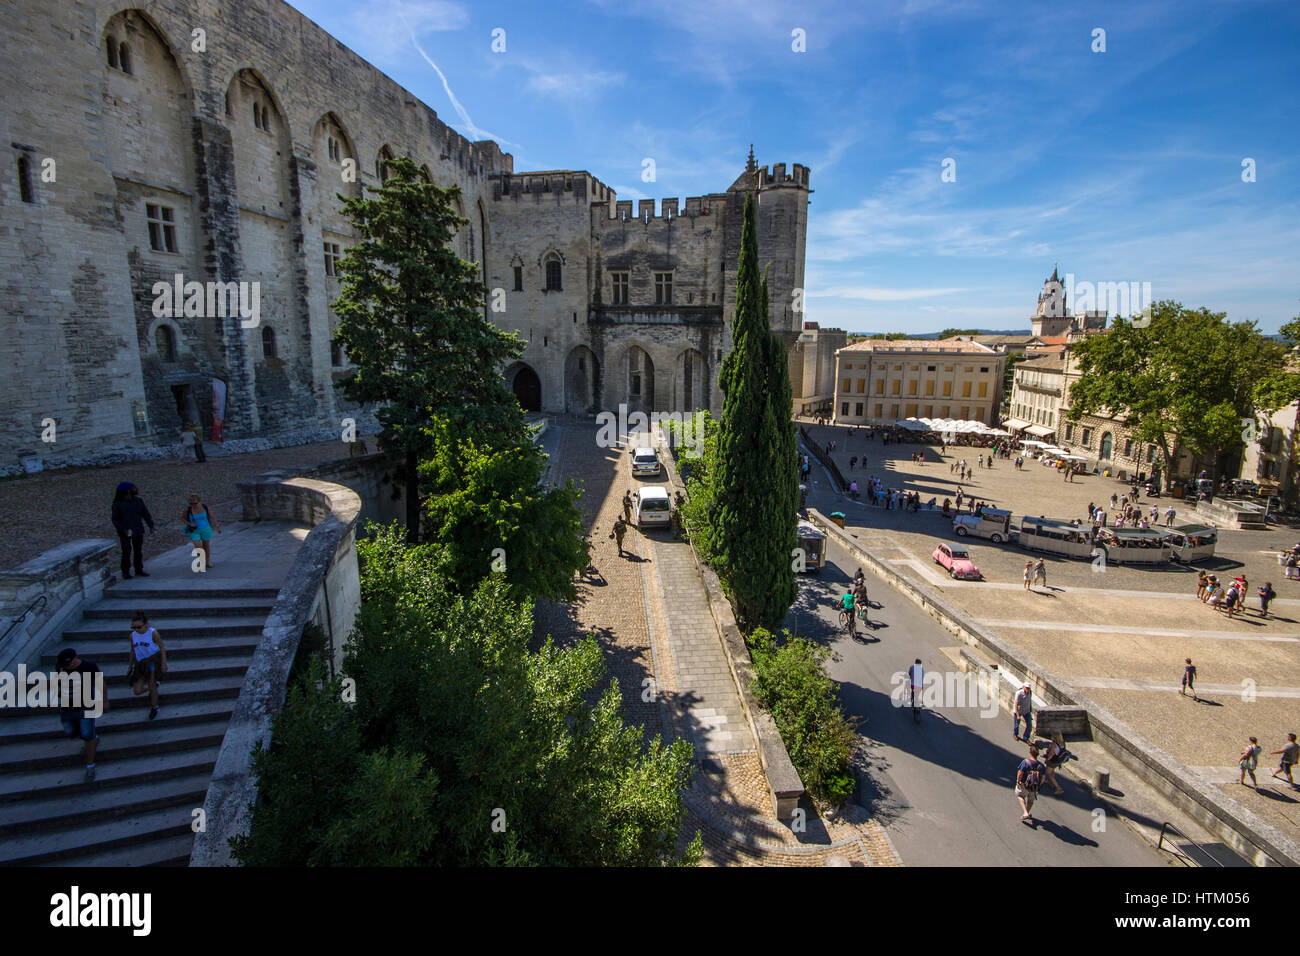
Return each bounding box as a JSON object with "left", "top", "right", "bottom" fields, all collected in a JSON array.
[
  {"left": 832, "top": 339, "right": 1006, "bottom": 426},
  {"left": 0, "top": 0, "right": 808, "bottom": 475}
]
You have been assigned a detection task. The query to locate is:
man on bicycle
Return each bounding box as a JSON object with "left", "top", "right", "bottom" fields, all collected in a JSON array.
[
  {"left": 908, "top": 659, "right": 924, "bottom": 710},
  {"left": 852, "top": 569, "right": 868, "bottom": 619},
  {"left": 840, "top": 589, "right": 856, "bottom": 632}
]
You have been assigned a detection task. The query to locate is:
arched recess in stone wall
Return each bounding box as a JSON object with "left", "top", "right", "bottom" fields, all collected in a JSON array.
[
  {"left": 102, "top": 11, "right": 194, "bottom": 193},
  {"left": 225, "top": 68, "right": 293, "bottom": 215},
  {"left": 505, "top": 361, "right": 542, "bottom": 413},
  {"left": 313, "top": 113, "right": 360, "bottom": 205},
  {"left": 673, "top": 348, "right": 707, "bottom": 414},
  {"left": 620, "top": 346, "right": 655, "bottom": 416},
  {"left": 564, "top": 346, "right": 599, "bottom": 414},
  {"left": 477, "top": 198, "right": 489, "bottom": 282}
]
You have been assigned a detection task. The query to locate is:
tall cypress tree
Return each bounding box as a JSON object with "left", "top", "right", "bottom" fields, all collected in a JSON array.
[
  {"left": 762, "top": 275, "right": 799, "bottom": 623},
  {"left": 711, "top": 194, "right": 798, "bottom": 633}
]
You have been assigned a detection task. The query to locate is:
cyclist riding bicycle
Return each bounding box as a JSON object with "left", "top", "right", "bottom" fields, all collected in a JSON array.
[
  {"left": 907, "top": 658, "right": 924, "bottom": 710},
  {"left": 840, "top": 589, "right": 856, "bottom": 631}
]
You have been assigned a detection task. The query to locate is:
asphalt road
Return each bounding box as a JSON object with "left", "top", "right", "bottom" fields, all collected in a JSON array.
[{"left": 781, "top": 535, "right": 1167, "bottom": 867}]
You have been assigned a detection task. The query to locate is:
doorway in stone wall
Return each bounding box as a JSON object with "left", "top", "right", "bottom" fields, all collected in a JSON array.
[{"left": 508, "top": 363, "right": 542, "bottom": 412}]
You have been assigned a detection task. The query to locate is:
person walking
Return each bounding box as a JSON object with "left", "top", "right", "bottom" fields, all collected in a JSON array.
[
  {"left": 1032, "top": 558, "right": 1047, "bottom": 589},
  {"left": 1196, "top": 570, "right": 1208, "bottom": 600},
  {"left": 180, "top": 424, "right": 198, "bottom": 462},
  {"left": 1023, "top": 560, "right": 1033, "bottom": 591},
  {"left": 191, "top": 420, "right": 207, "bottom": 464},
  {"left": 669, "top": 503, "right": 682, "bottom": 540},
  {"left": 1013, "top": 684, "right": 1033, "bottom": 741},
  {"left": 1286, "top": 552, "right": 1298, "bottom": 582},
  {"left": 1238, "top": 736, "right": 1262, "bottom": 788},
  {"left": 111, "top": 482, "right": 155, "bottom": 579},
  {"left": 182, "top": 493, "right": 222, "bottom": 570},
  {"left": 1181, "top": 658, "right": 1198, "bottom": 701},
  {"left": 622, "top": 490, "right": 634, "bottom": 522},
  {"left": 1043, "top": 732, "right": 1068, "bottom": 795},
  {"left": 56, "top": 647, "right": 107, "bottom": 782},
  {"left": 127, "top": 612, "right": 167, "bottom": 721},
  {"left": 1165, "top": 505, "right": 1176, "bottom": 527},
  {"left": 1016, "top": 745, "right": 1047, "bottom": 824},
  {"left": 1271, "top": 733, "right": 1298, "bottom": 788},
  {"left": 611, "top": 516, "right": 629, "bottom": 558},
  {"left": 1258, "top": 581, "right": 1276, "bottom": 618}
]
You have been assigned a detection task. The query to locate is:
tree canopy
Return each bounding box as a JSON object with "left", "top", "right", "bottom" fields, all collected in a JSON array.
[
  {"left": 331, "top": 155, "right": 526, "bottom": 541},
  {"left": 1065, "top": 300, "right": 1290, "bottom": 474},
  {"left": 232, "top": 525, "right": 701, "bottom": 867}
]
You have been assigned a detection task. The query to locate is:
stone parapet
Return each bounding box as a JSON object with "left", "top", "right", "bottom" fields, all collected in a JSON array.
[{"left": 190, "top": 474, "right": 361, "bottom": 866}]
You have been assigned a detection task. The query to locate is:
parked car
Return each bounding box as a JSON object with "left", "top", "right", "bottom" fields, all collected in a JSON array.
[
  {"left": 630, "top": 446, "right": 661, "bottom": 479},
  {"left": 634, "top": 486, "right": 672, "bottom": 528},
  {"left": 932, "top": 542, "right": 982, "bottom": 580}
]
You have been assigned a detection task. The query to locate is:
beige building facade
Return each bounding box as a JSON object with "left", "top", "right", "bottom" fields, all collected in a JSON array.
[{"left": 831, "top": 340, "right": 1005, "bottom": 426}]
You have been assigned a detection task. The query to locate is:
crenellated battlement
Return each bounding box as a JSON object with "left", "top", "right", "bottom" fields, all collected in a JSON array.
[
  {"left": 754, "top": 162, "right": 811, "bottom": 188},
  {"left": 598, "top": 194, "right": 726, "bottom": 221},
  {"left": 489, "top": 170, "right": 614, "bottom": 203}
]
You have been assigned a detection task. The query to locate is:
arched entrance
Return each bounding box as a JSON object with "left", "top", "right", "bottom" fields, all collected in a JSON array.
[
  {"left": 1100, "top": 431, "right": 1113, "bottom": 460},
  {"left": 623, "top": 346, "right": 655, "bottom": 415},
  {"left": 507, "top": 363, "right": 541, "bottom": 412},
  {"left": 564, "top": 346, "right": 599, "bottom": 414},
  {"left": 673, "top": 348, "right": 706, "bottom": 413}
]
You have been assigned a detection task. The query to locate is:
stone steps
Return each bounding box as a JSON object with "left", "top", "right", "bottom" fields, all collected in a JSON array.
[{"left": 0, "top": 582, "right": 277, "bottom": 866}]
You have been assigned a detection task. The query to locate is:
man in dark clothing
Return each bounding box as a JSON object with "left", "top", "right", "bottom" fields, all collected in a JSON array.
[
  {"left": 111, "top": 482, "right": 155, "bottom": 578},
  {"left": 612, "top": 516, "right": 629, "bottom": 557},
  {"left": 56, "top": 648, "right": 108, "bottom": 782}
]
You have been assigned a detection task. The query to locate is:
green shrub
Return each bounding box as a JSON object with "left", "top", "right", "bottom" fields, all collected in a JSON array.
[{"left": 747, "top": 628, "right": 858, "bottom": 809}]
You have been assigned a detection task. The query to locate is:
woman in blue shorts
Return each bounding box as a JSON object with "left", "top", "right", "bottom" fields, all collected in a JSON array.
[{"left": 182, "top": 493, "right": 222, "bottom": 569}]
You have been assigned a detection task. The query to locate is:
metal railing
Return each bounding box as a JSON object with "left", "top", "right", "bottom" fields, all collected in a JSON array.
[
  {"left": 0, "top": 594, "right": 48, "bottom": 649},
  {"left": 1157, "top": 821, "right": 1224, "bottom": 867}
]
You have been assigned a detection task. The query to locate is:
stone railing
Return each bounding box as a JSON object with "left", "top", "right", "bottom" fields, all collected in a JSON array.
[
  {"left": 0, "top": 540, "right": 118, "bottom": 674},
  {"left": 190, "top": 475, "right": 361, "bottom": 866},
  {"left": 809, "top": 507, "right": 1300, "bottom": 867}
]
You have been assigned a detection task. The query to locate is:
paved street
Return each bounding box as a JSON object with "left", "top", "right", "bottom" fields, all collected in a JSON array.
[{"left": 783, "top": 536, "right": 1168, "bottom": 866}]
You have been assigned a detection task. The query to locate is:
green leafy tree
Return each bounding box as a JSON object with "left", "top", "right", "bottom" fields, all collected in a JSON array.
[
  {"left": 235, "top": 525, "right": 703, "bottom": 866},
  {"left": 937, "top": 328, "right": 981, "bottom": 340},
  {"left": 1066, "top": 301, "right": 1288, "bottom": 480},
  {"left": 331, "top": 155, "right": 526, "bottom": 542},
  {"left": 713, "top": 194, "right": 798, "bottom": 633},
  {"left": 420, "top": 420, "right": 589, "bottom": 603}
]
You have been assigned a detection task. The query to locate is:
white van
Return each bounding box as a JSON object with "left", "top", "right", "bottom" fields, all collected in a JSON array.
[
  {"left": 630, "top": 446, "right": 662, "bottom": 479},
  {"left": 635, "top": 486, "right": 672, "bottom": 528}
]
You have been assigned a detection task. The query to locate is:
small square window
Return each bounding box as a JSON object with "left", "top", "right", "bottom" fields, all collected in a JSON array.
[{"left": 146, "top": 203, "right": 178, "bottom": 253}]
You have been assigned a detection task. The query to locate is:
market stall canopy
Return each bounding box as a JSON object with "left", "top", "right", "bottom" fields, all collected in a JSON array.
[
  {"left": 1004, "top": 418, "right": 1032, "bottom": 431},
  {"left": 1025, "top": 424, "right": 1055, "bottom": 438}
]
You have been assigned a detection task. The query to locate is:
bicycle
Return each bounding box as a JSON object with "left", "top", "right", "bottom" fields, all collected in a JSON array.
[
  {"left": 909, "top": 683, "right": 923, "bottom": 723},
  {"left": 838, "top": 608, "right": 856, "bottom": 637}
]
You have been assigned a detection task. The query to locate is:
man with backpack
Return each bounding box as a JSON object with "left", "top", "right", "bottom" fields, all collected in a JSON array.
[{"left": 1016, "top": 745, "right": 1047, "bottom": 824}]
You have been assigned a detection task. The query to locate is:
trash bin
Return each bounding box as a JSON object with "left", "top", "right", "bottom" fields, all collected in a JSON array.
[{"left": 830, "top": 511, "right": 846, "bottom": 528}]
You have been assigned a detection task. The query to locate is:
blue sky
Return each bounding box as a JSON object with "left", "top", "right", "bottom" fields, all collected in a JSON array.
[{"left": 288, "top": 0, "right": 1300, "bottom": 335}]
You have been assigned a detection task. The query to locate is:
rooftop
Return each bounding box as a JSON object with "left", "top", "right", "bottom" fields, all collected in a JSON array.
[{"left": 838, "top": 339, "right": 998, "bottom": 355}]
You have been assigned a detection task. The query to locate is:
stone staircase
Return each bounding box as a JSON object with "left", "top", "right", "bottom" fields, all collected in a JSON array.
[{"left": 0, "top": 585, "right": 279, "bottom": 866}]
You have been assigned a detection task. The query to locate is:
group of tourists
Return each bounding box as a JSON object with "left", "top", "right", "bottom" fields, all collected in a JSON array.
[
  {"left": 1195, "top": 572, "right": 1273, "bottom": 619},
  {"left": 111, "top": 482, "right": 223, "bottom": 577}
]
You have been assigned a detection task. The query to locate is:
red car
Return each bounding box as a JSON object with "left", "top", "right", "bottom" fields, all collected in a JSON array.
[{"left": 932, "top": 542, "right": 982, "bottom": 580}]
